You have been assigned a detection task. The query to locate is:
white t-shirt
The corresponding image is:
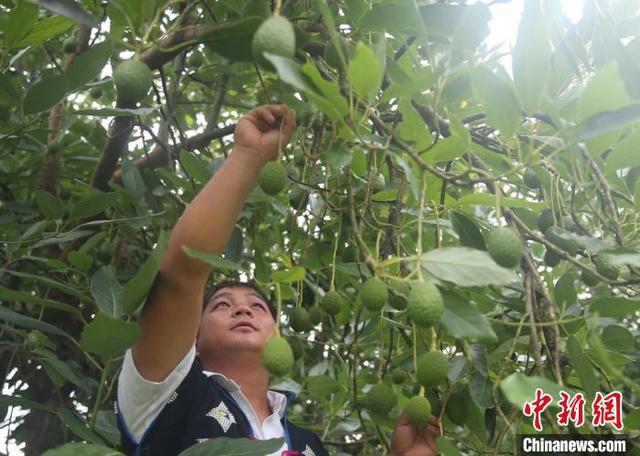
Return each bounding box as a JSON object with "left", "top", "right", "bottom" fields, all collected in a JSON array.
[{"left": 117, "top": 345, "right": 288, "bottom": 455}]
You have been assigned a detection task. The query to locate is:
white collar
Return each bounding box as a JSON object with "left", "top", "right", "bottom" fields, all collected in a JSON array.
[{"left": 202, "top": 369, "right": 288, "bottom": 419}]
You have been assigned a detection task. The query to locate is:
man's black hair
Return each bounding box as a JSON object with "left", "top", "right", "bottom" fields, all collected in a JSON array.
[{"left": 202, "top": 279, "right": 277, "bottom": 320}]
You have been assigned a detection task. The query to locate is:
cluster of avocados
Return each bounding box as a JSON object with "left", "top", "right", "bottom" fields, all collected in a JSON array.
[
  {"left": 257, "top": 276, "right": 449, "bottom": 426},
  {"left": 357, "top": 277, "right": 447, "bottom": 425},
  {"left": 537, "top": 208, "right": 621, "bottom": 285}
]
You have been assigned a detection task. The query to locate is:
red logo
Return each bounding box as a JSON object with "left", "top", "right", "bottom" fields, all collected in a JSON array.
[
  {"left": 523, "top": 388, "right": 553, "bottom": 431},
  {"left": 592, "top": 391, "right": 623, "bottom": 430},
  {"left": 523, "top": 389, "right": 624, "bottom": 431},
  {"left": 557, "top": 391, "right": 586, "bottom": 427}
]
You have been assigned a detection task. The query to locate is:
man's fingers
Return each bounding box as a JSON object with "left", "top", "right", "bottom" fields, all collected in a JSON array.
[
  {"left": 283, "top": 108, "right": 297, "bottom": 137},
  {"left": 427, "top": 424, "right": 440, "bottom": 436},
  {"left": 256, "top": 106, "right": 276, "bottom": 125},
  {"left": 395, "top": 411, "right": 411, "bottom": 426}
]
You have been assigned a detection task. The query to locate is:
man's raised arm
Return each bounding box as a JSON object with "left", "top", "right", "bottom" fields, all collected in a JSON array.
[{"left": 131, "top": 105, "right": 296, "bottom": 381}]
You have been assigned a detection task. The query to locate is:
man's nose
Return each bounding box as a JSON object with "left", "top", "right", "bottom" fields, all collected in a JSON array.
[{"left": 233, "top": 304, "right": 252, "bottom": 316}]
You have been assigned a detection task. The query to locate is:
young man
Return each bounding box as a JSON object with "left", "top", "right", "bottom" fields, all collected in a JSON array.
[{"left": 116, "top": 105, "right": 440, "bottom": 455}]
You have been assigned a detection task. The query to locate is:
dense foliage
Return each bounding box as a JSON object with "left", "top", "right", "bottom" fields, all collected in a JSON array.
[{"left": 1, "top": 0, "right": 639, "bottom": 454}]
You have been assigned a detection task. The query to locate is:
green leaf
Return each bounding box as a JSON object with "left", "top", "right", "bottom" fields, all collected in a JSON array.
[
  {"left": 66, "top": 41, "right": 113, "bottom": 91},
  {"left": 91, "top": 266, "right": 124, "bottom": 318},
  {"left": 360, "top": 2, "right": 414, "bottom": 34},
  {"left": 121, "top": 160, "right": 146, "bottom": 199},
  {"left": 180, "top": 152, "right": 213, "bottom": 186},
  {"left": 178, "top": 437, "right": 285, "bottom": 456},
  {"left": 578, "top": 61, "right": 629, "bottom": 123},
  {"left": 122, "top": 233, "right": 166, "bottom": 314},
  {"left": 589, "top": 297, "right": 640, "bottom": 318},
  {"left": 553, "top": 272, "right": 576, "bottom": 310},
  {"left": 450, "top": 212, "right": 486, "bottom": 250},
  {"left": 469, "top": 369, "right": 495, "bottom": 408},
  {"left": 566, "top": 335, "right": 599, "bottom": 400},
  {"left": 512, "top": 0, "right": 551, "bottom": 113},
  {"left": 500, "top": 373, "right": 574, "bottom": 409},
  {"left": 183, "top": 246, "right": 242, "bottom": 271},
  {"left": 69, "top": 107, "right": 159, "bottom": 117},
  {"left": 67, "top": 250, "right": 94, "bottom": 271},
  {"left": 34, "top": 229, "right": 94, "bottom": 249},
  {"left": 624, "top": 409, "right": 640, "bottom": 431},
  {"left": 34, "top": 348, "right": 91, "bottom": 394},
  {"left": 604, "top": 129, "right": 640, "bottom": 174},
  {"left": 421, "top": 247, "right": 518, "bottom": 287},
  {"left": 441, "top": 290, "right": 498, "bottom": 343},
  {"left": 577, "top": 61, "right": 630, "bottom": 155},
  {"left": 458, "top": 193, "right": 547, "bottom": 211},
  {"left": 322, "top": 142, "right": 352, "bottom": 171},
  {"left": 307, "top": 375, "right": 340, "bottom": 401},
  {"left": 264, "top": 55, "right": 321, "bottom": 97},
  {"left": 16, "top": 16, "right": 75, "bottom": 48},
  {"left": 57, "top": 407, "right": 105, "bottom": 444},
  {"left": 0, "top": 72, "right": 21, "bottom": 105},
  {"left": 0, "top": 285, "right": 80, "bottom": 315},
  {"left": 0, "top": 395, "right": 51, "bottom": 412},
  {"left": 0, "top": 270, "right": 90, "bottom": 302},
  {"left": 300, "top": 61, "right": 349, "bottom": 121},
  {"left": 348, "top": 42, "right": 381, "bottom": 98},
  {"left": 601, "top": 325, "right": 634, "bottom": 351},
  {"left": 272, "top": 266, "right": 305, "bottom": 283},
  {"left": 34, "top": 189, "right": 65, "bottom": 220},
  {"left": 0, "top": 305, "right": 70, "bottom": 336},
  {"left": 24, "top": 75, "right": 68, "bottom": 115},
  {"left": 543, "top": 228, "right": 607, "bottom": 252},
  {"left": 471, "top": 66, "right": 521, "bottom": 137},
  {"left": 6, "top": 1, "right": 39, "bottom": 49},
  {"left": 423, "top": 133, "right": 469, "bottom": 164},
  {"left": 224, "top": 227, "right": 243, "bottom": 263},
  {"left": 69, "top": 192, "right": 119, "bottom": 220},
  {"left": 33, "top": 0, "right": 101, "bottom": 28},
  {"left": 202, "top": 17, "right": 262, "bottom": 62},
  {"left": 574, "top": 103, "right": 640, "bottom": 141},
  {"left": 80, "top": 314, "right": 141, "bottom": 357},
  {"left": 371, "top": 189, "right": 399, "bottom": 202},
  {"left": 42, "top": 443, "right": 123, "bottom": 456},
  {"left": 451, "top": 3, "right": 491, "bottom": 56},
  {"left": 435, "top": 437, "right": 462, "bottom": 456},
  {"left": 420, "top": 3, "right": 466, "bottom": 37},
  {"left": 94, "top": 411, "right": 121, "bottom": 447}
]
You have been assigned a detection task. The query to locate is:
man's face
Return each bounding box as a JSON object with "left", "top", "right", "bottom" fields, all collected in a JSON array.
[{"left": 196, "top": 286, "right": 275, "bottom": 360}]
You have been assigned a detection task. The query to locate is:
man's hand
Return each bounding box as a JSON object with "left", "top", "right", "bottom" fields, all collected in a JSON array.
[
  {"left": 232, "top": 104, "right": 297, "bottom": 166},
  {"left": 390, "top": 413, "right": 441, "bottom": 456}
]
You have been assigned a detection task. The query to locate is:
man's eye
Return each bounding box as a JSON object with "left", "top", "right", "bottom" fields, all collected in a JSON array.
[
  {"left": 215, "top": 302, "right": 230, "bottom": 308},
  {"left": 252, "top": 302, "right": 265, "bottom": 310}
]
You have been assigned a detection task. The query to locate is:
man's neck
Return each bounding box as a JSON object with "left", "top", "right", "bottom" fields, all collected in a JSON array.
[{"left": 202, "top": 354, "right": 272, "bottom": 421}]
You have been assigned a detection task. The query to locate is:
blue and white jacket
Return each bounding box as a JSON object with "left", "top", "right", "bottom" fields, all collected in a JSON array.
[{"left": 115, "top": 356, "right": 329, "bottom": 456}]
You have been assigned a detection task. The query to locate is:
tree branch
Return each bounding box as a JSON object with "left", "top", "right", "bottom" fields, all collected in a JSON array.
[
  {"left": 38, "top": 25, "right": 91, "bottom": 196},
  {"left": 112, "top": 124, "right": 235, "bottom": 183},
  {"left": 91, "top": 21, "right": 232, "bottom": 191}
]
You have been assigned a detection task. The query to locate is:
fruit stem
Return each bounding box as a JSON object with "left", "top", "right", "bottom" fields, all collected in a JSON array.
[
  {"left": 277, "top": 110, "right": 286, "bottom": 161},
  {"left": 495, "top": 188, "right": 503, "bottom": 221},
  {"left": 412, "top": 323, "right": 418, "bottom": 375},
  {"left": 416, "top": 174, "right": 427, "bottom": 281},
  {"left": 275, "top": 281, "right": 282, "bottom": 335},
  {"left": 330, "top": 217, "right": 341, "bottom": 291},
  {"left": 419, "top": 385, "right": 425, "bottom": 397},
  {"left": 430, "top": 327, "right": 437, "bottom": 351},
  {"left": 274, "top": 0, "right": 282, "bottom": 15},
  {"left": 254, "top": 64, "right": 272, "bottom": 105}
]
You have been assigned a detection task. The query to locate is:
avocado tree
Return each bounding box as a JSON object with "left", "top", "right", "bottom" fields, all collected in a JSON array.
[{"left": 1, "top": 0, "right": 640, "bottom": 454}]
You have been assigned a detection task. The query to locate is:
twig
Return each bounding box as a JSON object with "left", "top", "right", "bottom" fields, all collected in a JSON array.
[{"left": 579, "top": 145, "right": 624, "bottom": 245}]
